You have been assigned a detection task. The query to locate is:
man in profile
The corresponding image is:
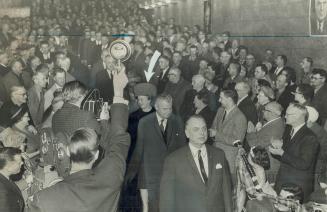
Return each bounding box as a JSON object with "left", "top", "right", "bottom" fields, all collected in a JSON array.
[
  {"left": 30, "top": 66, "right": 130, "bottom": 212},
  {"left": 311, "top": 0, "right": 327, "bottom": 35}
]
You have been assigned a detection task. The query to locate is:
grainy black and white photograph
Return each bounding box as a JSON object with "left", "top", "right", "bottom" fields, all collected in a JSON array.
[{"left": 0, "top": 0, "right": 326, "bottom": 212}]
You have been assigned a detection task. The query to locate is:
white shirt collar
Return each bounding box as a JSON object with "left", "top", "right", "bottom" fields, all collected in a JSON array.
[
  {"left": 156, "top": 113, "right": 167, "bottom": 128},
  {"left": 225, "top": 105, "right": 236, "bottom": 116},
  {"left": 189, "top": 143, "right": 207, "bottom": 158}
]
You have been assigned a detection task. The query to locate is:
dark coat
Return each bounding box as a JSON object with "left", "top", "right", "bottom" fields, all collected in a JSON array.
[
  {"left": 30, "top": 103, "right": 130, "bottom": 212},
  {"left": 274, "top": 125, "right": 320, "bottom": 202},
  {"left": 52, "top": 103, "right": 101, "bottom": 136},
  {"left": 0, "top": 64, "right": 9, "bottom": 77},
  {"left": 0, "top": 173, "right": 24, "bottom": 212},
  {"left": 127, "top": 112, "right": 186, "bottom": 206},
  {"left": 312, "top": 83, "right": 327, "bottom": 126},
  {"left": 196, "top": 106, "right": 215, "bottom": 127},
  {"left": 95, "top": 69, "right": 114, "bottom": 104},
  {"left": 163, "top": 78, "right": 192, "bottom": 114},
  {"left": 237, "top": 95, "right": 258, "bottom": 125},
  {"left": 160, "top": 145, "right": 233, "bottom": 212}
]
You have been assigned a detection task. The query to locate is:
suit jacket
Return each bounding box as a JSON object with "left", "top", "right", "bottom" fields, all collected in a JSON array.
[
  {"left": 128, "top": 112, "right": 186, "bottom": 192},
  {"left": 276, "top": 87, "right": 294, "bottom": 114},
  {"left": 0, "top": 173, "right": 24, "bottom": 212},
  {"left": 90, "top": 59, "right": 105, "bottom": 88},
  {"left": 157, "top": 67, "right": 170, "bottom": 95},
  {"left": 197, "top": 106, "right": 216, "bottom": 127},
  {"left": 163, "top": 78, "right": 192, "bottom": 114},
  {"left": 274, "top": 125, "right": 319, "bottom": 202},
  {"left": 211, "top": 106, "right": 247, "bottom": 173},
  {"left": 52, "top": 103, "right": 101, "bottom": 136},
  {"left": 160, "top": 144, "right": 233, "bottom": 212},
  {"left": 0, "top": 64, "right": 9, "bottom": 77},
  {"left": 237, "top": 95, "right": 258, "bottom": 125},
  {"left": 30, "top": 103, "right": 130, "bottom": 212},
  {"left": 95, "top": 69, "right": 114, "bottom": 103},
  {"left": 27, "top": 86, "right": 45, "bottom": 128},
  {"left": 312, "top": 83, "right": 327, "bottom": 126}
]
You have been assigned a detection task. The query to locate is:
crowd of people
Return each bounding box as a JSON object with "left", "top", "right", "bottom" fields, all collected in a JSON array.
[{"left": 0, "top": 0, "right": 327, "bottom": 211}]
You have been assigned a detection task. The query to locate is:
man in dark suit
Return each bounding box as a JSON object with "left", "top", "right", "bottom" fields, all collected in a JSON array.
[
  {"left": 0, "top": 147, "right": 25, "bottom": 212},
  {"left": 156, "top": 55, "right": 171, "bottom": 94},
  {"left": 0, "top": 51, "right": 9, "bottom": 77},
  {"left": 311, "top": 68, "right": 327, "bottom": 130},
  {"left": 27, "top": 70, "right": 48, "bottom": 129},
  {"left": 311, "top": 0, "right": 327, "bottom": 35},
  {"left": 30, "top": 69, "right": 130, "bottom": 212},
  {"left": 126, "top": 94, "right": 186, "bottom": 212},
  {"left": 160, "top": 115, "right": 233, "bottom": 212},
  {"left": 52, "top": 80, "right": 108, "bottom": 137},
  {"left": 35, "top": 41, "right": 55, "bottom": 64},
  {"left": 269, "top": 103, "right": 320, "bottom": 202},
  {"left": 95, "top": 54, "right": 115, "bottom": 104},
  {"left": 235, "top": 81, "right": 258, "bottom": 125}
]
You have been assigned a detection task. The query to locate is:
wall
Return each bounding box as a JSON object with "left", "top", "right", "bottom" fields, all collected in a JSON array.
[{"left": 154, "top": 0, "right": 327, "bottom": 70}]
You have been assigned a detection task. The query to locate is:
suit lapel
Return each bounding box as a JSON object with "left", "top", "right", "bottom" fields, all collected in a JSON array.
[
  {"left": 290, "top": 125, "right": 306, "bottom": 143},
  {"left": 153, "top": 114, "right": 166, "bottom": 146},
  {"left": 206, "top": 145, "right": 214, "bottom": 188},
  {"left": 222, "top": 107, "right": 237, "bottom": 126},
  {"left": 166, "top": 117, "right": 174, "bottom": 147},
  {"left": 186, "top": 146, "right": 206, "bottom": 186}
]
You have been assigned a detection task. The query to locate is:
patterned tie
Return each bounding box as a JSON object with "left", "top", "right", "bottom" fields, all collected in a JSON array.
[
  {"left": 290, "top": 128, "right": 294, "bottom": 139},
  {"left": 198, "top": 150, "right": 208, "bottom": 184},
  {"left": 160, "top": 119, "right": 165, "bottom": 134}
]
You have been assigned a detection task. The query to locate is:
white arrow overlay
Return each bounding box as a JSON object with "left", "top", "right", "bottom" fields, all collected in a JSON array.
[{"left": 144, "top": 50, "right": 161, "bottom": 82}]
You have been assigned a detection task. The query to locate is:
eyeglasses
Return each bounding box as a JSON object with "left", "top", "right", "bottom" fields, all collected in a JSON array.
[{"left": 311, "top": 76, "right": 324, "bottom": 80}]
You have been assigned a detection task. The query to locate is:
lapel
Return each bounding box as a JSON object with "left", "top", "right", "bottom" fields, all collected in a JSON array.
[
  {"left": 206, "top": 145, "right": 214, "bottom": 187},
  {"left": 290, "top": 125, "right": 307, "bottom": 143},
  {"left": 222, "top": 107, "right": 237, "bottom": 126},
  {"left": 186, "top": 146, "right": 206, "bottom": 187},
  {"left": 166, "top": 116, "right": 174, "bottom": 147},
  {"left": 0, "top": 174, "right": 23, "bottom": 200},
  {"left": 153, "top": 114, "right": 167, "bottom": 146}
]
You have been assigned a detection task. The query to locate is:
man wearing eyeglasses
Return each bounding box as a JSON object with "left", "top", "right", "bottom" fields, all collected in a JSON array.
[
  {"left": 311, "top": 68, "right": 327, "bottom": 131},
  {"left": 269, "top": 103, "right": 319, "bottom": 202},
  {"left": 247, "top": 101, "right": 285, "bottom": 182}
]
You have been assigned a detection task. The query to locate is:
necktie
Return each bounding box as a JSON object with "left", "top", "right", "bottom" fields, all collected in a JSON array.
[
  {"left": 222, "top": 110, "right": 227, "bottom": 123},
  {"left": 290, "top": 128, "right": 294, "bottom": 139},
  {"left": 160, "top": 119, "right": 165, "bottom": 134},
  {"left": 198, "top": 150, "right": 208, "bottom": 184}
]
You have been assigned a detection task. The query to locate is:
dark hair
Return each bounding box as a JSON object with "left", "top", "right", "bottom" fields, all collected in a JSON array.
[
  {"left": 256, "top": 64, "right": 268, "bottom": 74},
  {"left": 278, "top": 54, "right": 287, "bottom": 65},
  {"left": 280, "top": 183, "right": 304, "bottom": 204},
  {"left": 195, "top": 89, "right": 210, "bottom": 105},
  {"left": 239, "top": 45, "right": 248, "bottom": 53},
  {"left": 0, "top": 147, "right": 22, "bottom": 170},
  {"left": 282, "top": 67, "right": 296, "bottom": 84},
  {"left": 297, "top": 84, "right": 314, "bottom": 102},
  {"left": 53, "top": 67, "right": 66, "bottom": 77},
  {"left": 312, "top": 68, "right": 327, "bottom": 79},
  {"left": 251, "top": 146, "right": 270, "bottom": 170},
  {"left": 69, "top": 128, "right": 98, "bottom": 164},
  {"left": 304, "top": 57, "right": 313, "bottom": 66},
  {"left": 221, "top": 89, "right": 238, "bottom": 104},
  {"left": 257, "top": 79, "right": 271, "bottom": 88}
]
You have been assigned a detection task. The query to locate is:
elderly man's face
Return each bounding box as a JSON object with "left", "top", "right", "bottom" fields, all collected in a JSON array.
[
  {"left": 12, "top": 88, "right": 27, "bottom": 105},
  {"left": 316, "top": 0, "right": 327, "bottom": 21},
  {"left": 155, "top": 99, "right": 172, "bottom": 119},
  {"left": 185, "top": 117, "right": 208, "bottom": 145}
]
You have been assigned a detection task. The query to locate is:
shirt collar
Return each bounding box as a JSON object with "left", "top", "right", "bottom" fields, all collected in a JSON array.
[
  {"left": 156, "top": 113, "right": 167, "bottom": 125},
  {"left": 189, "top": 143, "right": 207, "bottom": 158},
  {"left": 225, "top": 105, "right": 236, "bottom": 115}
]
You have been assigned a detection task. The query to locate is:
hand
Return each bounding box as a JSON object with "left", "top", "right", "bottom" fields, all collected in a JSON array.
[
  {"left": 99, "top": 102, "right": 110, "bottom": 120},
  {"left": 268, "top": 146, "right": 284, "bottom": 156},
  {"left": 255, "top": 122, "right": 263, "bottom": 131},
  {"left": 270, "top": 138, "right": 283, "bottom": 149},
  {"left": 27, "top": 125, "right": 37, "bottom": 135},
  {"left": 208, "top": 128, "right": 217, "bottom": 137},
  {"left": 112, "top": 64, "right": 128, "bottom": 97}
]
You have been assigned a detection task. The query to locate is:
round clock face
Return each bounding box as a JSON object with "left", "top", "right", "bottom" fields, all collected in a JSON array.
[{"left": 109, "top": 40, "right": 132, "bottom": 62}]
